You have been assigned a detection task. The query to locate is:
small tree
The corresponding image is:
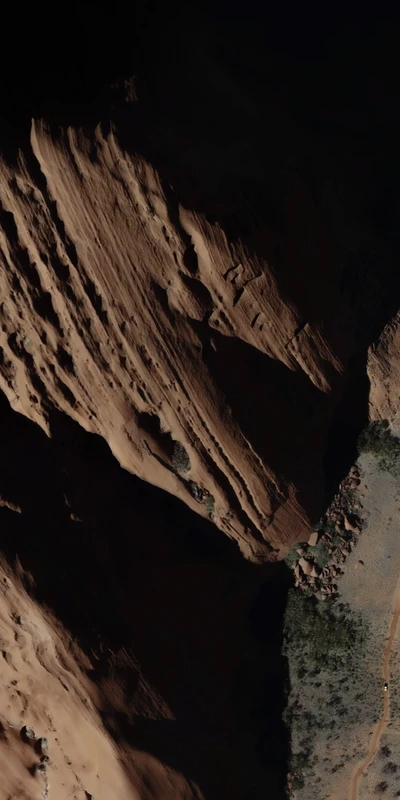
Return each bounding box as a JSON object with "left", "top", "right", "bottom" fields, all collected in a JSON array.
[{"left": 358, "top": 420, "right": 400, "bottom": 475}]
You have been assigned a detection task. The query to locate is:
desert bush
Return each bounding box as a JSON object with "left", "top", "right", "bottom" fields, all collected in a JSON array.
[
  {"left": 311, "top": 541, "right": 330, "bottom": 568},
  {"left": 358, "top": 420, "right": 400, "bottom": 475},
  {"left": 285, "top": 547, "right": 301, "bottom": 567},
  {"left": 375, "top": 781, "right": 389, "bottom": 794},
  {"left": 283, "top": 589, "right": 367, "bottom": 671},
  {"left": 171, "top": 441, "right": 191, "bottom": 473},
  {"left": 297, "top": 665, "right": 308, "bottom": 679},
  {"left": 383, "top": 761, "right": 398, "bottom": 774},
  {"left": 291, "top": 750, "right": 310, "bottom": 772},
  {"left": 204, "top": 493, "right": 215, "bottom": 515},
  {"left": 314, "top": 518, "right": 336, "bottom": 537},
  {"left": 291, "top": 774, "right": 305, "bottom": 790}
]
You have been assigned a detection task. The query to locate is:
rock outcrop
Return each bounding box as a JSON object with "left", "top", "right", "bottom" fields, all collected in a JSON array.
[
  {"left": 0, "top": 119, "right": 349, "bottom": 561},
  {"left": 368, "top": 311, "right": 400, "bottom": 423},
  {"left": 288, "top": 463, "right": 365, "bottom": 598},
  {"left": 0, "top": 114, "right": 388, "bottom": 562}
]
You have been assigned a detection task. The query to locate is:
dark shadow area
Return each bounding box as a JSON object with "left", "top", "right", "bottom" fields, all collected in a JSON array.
[
  {"left": 248, "top": 568, "right": 293, "bottom": 787},
  {"left": 198, "top": 325, "right": 327, "bottom": 521},
  {"left": 0, "top": 392, "right": 291, "bottom": 799},
  {"left": 323, "top": 353, "right": 371, "bottom": 503}
]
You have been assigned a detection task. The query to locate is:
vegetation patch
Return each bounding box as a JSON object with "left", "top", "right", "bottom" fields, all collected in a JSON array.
[
  {"left": 310, "top": 541, "right": 331, "bottom": 569},
  {"left": 283, "top": 590, "right": 367, "bottom": 672},
  {"left": 171, "top": 441, "right": 191, "bottom": 473},
  {"left": 204, "top": 493, "right": 215, "bottom": 516},
  {"left": 283, "top": 589, "right": 371, "bottom": 798},
  {"left": 358, "top": 420, "right": 400, "bottom": 476},
  {"left": 284, "top": 547, "right": 303, "bottom": 568}
]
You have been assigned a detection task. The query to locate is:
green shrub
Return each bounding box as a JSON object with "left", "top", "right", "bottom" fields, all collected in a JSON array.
[
  {"left": 284, "top": 547, "right": 302, "bottom": 567},
  {"left": 171, "top": 441, "right": 191, "bottom": 473},
  {"left": 291, "top": 750, "right": 310, "bottom": 771},
  {"left": 314, "top": 518, "right": 336, "bottom": 536},
  {"left": 285, "top": 540, "right": 329, "bottom": 569},
  {"left": 358, "top": 420, "right": 400, "bottom": 476},
  {"left": 204, "top": 493, "right": 215, "bottom": 516},
  {"left": 291, "top": 774, "right": 305, "bottom": 790},
  {"left": 375, "top": 781, "right": 389, "bottom": 794},
  {"left": 311, "top": 541, "right": 330, "bottom": 569},
  {"left": 383, "top": 762, "right": 398, "bottom": 774}
]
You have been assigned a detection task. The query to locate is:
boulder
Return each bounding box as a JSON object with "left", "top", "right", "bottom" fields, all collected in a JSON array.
[
  {"left": 308, "top": 531, "right": 319, "bottom": 547},
  {"left": 21, "top": 725, "right": 36, "bottom": 743},
  {"left": 321, "top": 568, "right": 330, "bottom": 578},
  {"left": 35, "top": 737, "right": 49, "bottom": 757},
  {"left": 294, "top": 564, "right": 302, "bottom": 581},
  {"left": 298, "top": 557, "right": 313, "bottom": 576},
  {"left": 344, "top": 515, "right": 360, "bottom": 533},
  {"left": 311, "top": 564, "right": 321, "bottom": 578}
]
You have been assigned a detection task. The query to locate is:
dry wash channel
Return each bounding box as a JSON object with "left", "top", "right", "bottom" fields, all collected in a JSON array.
[{"left": 349, "top": 578, "right": 400, "bottom": 799}]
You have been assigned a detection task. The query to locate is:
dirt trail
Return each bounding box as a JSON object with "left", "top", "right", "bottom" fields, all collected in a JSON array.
[{"left": 348, "top": 579, "right": 400, "bottom": 799}]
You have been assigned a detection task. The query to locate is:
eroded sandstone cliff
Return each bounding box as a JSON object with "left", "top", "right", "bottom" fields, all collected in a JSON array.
[{"left": 0, "top": 118, "right": 351, "bottom": 561}]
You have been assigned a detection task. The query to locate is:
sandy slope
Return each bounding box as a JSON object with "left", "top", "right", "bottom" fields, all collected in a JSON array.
[
  {"left": 0, "top": 566, "right": 135, "bottom": 800},
  {"left": 0, "top": 560, "right": 205, "bottom": 800},
  {"left": 0, "top": 120, "right": 351, "bottom": 561}
]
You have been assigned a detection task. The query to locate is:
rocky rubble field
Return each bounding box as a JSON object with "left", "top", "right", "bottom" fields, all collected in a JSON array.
[{"left": 287, "top": 464, "right": 367, "bottom": 600}]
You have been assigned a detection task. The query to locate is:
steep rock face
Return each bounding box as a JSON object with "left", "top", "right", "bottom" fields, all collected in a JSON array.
[
  {"left": 368, "top": 312, "right": 400, "bottom": 422},
  {"left": 0, "top": 121, "right": 353, "bottom": 561}
]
